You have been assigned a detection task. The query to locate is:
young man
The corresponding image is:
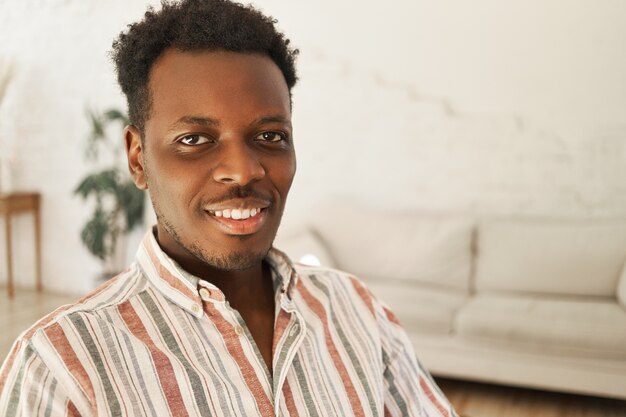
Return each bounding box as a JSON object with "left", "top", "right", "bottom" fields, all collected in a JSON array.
[{"left": 0, "top": 1, "right": 457, "bottom": 416}]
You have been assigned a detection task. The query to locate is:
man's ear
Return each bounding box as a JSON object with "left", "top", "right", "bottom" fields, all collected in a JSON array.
[{"left": 124, "top": 125, "right": 148, "bottom": 190}]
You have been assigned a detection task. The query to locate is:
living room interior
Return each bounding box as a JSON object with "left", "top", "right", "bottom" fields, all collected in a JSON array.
[{"left": 1, "top": 1, "right": 625, "bottom": 416}]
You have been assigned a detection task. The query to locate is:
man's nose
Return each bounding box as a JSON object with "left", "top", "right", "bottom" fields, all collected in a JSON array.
[{"left": 212, "top": 140, "right": 266, "bottom": 185}]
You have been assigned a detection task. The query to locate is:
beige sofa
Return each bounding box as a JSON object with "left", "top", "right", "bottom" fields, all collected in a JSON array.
[{"left": 276, "top": 205, "right": 626, "bottom": 400}]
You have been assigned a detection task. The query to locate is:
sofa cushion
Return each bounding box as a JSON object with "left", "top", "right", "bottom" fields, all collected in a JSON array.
[
  {"left": 475, "top": 219, "right": 626, "bottom": 297},
  {"left": 456, "top": 294, "right": 626, "bottom": 359},
  {"left": 618, "top": 262, "right": 626, "bottom": 310},
  {"left": 364, "top": 278, "right": 467, "bottom": 335},
  {"left": 312, "top": 205, "right": 474, "bottom": 292}
]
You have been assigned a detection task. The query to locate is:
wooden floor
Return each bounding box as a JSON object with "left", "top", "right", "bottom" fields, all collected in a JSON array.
[
  {"left": 1, "top": 287, "right": 625, "bottom": 416},
  {"left": 0, "top": 286, "right": 76, "bottom": 360},
  {"left": 437, "top": 377, "right": 626, "bottom": 417}
]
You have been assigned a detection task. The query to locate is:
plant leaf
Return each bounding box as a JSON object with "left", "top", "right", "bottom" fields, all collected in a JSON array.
[
  {"left": 75, "top": 107, "right": 144, "bottom": 264},
  {"left": 74, "top": 169, "right": 121, "bottom": 199},
  {"left": 80, "top": 206, "right": 109, "bottom": 260},
  {"left": 103, "top": 108, "right": 130, "bottom": 125}
]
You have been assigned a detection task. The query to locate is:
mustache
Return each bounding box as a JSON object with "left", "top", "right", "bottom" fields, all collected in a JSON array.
[{"left": 201, "top": 184, "right": 273, "bottom": 206}]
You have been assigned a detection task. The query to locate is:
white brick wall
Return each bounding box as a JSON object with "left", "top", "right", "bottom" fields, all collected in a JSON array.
[
  {"left": 0, "top": 0, "right": 624, "bottom": 295},
  {"left": 286, "top": 52, "right": 626, "bottom": 218}
]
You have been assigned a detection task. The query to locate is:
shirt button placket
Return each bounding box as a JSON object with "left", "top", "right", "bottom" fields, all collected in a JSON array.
[{"left": 199, "top": 288, "right": 211, "bottom": 301}]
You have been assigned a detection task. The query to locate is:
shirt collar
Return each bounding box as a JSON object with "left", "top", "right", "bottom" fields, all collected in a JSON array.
[
  {"left": 265, "top": 247, "right": 300, "bottom": 298},
  {"left": 135, "top": 228, "right": 300, "bottom": 317}
]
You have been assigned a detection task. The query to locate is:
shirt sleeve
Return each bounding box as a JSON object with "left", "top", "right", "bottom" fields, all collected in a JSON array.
[
  {"left": 379, "top": 305, "right": 459, "bottom": 417},
  {"left": 0, "top": 339, "right": 79, "bottom": 417}
]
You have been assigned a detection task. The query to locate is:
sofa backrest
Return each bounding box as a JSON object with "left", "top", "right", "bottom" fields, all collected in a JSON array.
[
  {"left": 311, "top": 205, "right": 474, "bottom": 292},
  {"left": 475, "top": 219, "right": 626, "bottom": 297}
]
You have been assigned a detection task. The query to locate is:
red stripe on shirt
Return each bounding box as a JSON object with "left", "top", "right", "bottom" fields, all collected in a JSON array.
[
  {"left": 349, "top": 276, "right": 376, "bottom": 316},
  {"left": 204, "top": 303, "right": 274, "bottom": 416},
  {"left": 297, "top": 280, "right": 367, "bottom": 417},
  {"left": 66, "top": 399, "right": 81, "bottom": 416},
  {"left": 144, "top": 235, "right": 198, "bottom": 301},
  {"left": 282, "top": 379, "right": 299, "bottom": 416},
  {"left": 118, "top": 301, "right": 190, "bottom": 417},
  {"left": 383, "top": 306, "right": 401, "bottom": 326},
  {"left": 272, "top": 309, "right": 291, "bottom": 357},
  {"left": 44, "top": 322, "right": 97, "bottom": 414},
  {"left": 420, "top": 376, "right": 449, "bottom": 417}
]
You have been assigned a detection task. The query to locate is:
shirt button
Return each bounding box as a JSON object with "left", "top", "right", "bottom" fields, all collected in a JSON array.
[
  {"left": 191, "top": 304, "right": 201, "bottom": 314},
  {"left": 199, "top": 288, "right": 211, "bottom": 301},
  {"left": 234, "top": 325, "right": 244, "bottom": 336}
]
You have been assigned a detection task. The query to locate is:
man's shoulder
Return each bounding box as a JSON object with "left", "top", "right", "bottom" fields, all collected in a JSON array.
[
  {"left": 292, "top": 263, "right": 384, "bottom": 310},
  {"left": 293, "top": 262, "right": 362, "bottom": 287},
  {"left": 293, "top": 263, "right": 403, "bottom": 325},
  {"left": 15, "top": 264, "right": 146, "bottom": 346}
]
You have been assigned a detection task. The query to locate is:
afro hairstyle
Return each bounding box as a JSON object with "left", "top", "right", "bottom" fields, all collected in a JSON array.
[{"left": 111, "top": 0, "right": 299, "bottom": 130}]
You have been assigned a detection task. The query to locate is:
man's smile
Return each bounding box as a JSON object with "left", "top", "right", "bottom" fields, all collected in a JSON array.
[
  {"left": 203, "top": 196, "right": 271, "bottom": 215},
  {"left": 204, "top": 206, "right": 269, "bottom": 235},
  {"left": 202, "top": 195, "right": 272, "bottom": 235}
]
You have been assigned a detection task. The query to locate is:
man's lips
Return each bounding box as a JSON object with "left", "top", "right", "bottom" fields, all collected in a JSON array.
[
  {"left": 203, "top": 207, "right": 269, "bottom": 235},
  {"left": 203, "top": 197, "right": 270, "bottom": 213}
]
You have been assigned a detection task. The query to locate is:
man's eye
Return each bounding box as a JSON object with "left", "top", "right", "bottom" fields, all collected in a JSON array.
[
  {"left": 178, "top": 134, "right": 211, "bottom": 145},
  {"left": 256, "top": 131, "right": 286, "bottom": 142}
]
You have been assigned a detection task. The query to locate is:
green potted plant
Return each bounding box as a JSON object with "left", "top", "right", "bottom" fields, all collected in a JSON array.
[{"left": 74, "top": 108, "right": 145, "bottom": 278}]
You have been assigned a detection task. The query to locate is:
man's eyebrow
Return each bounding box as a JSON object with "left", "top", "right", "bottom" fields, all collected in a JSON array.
[
  {"left": 251, "top": 115, "right": 292, "bottom": 127},
  {"left": 167, "top": 116, "right": 219, "bottom": 132}
]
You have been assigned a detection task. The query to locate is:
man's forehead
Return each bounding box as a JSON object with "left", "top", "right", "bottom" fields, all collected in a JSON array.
[
  {"left": 144, "top": 49, "right": 291, "bottom": 130},
  {"left": 149, "top": 48, "right": 286, "bottom": 88}
]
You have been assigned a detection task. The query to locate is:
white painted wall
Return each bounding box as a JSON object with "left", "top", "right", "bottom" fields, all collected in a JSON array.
[{"left": 0, "top": 0, "right": 624, "bottom": 295}]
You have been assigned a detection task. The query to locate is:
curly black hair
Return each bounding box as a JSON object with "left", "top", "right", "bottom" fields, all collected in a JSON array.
[{"left": 111, "top": 0, "right": 299, "bottom": 130}]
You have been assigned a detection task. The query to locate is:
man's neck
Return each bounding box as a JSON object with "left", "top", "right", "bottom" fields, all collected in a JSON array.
[
  {"left": 153, "top": 225, "right": 273, "bottom": 303},
  {"left": 201, "top": 262, "right": 271, "bottom": 307}
]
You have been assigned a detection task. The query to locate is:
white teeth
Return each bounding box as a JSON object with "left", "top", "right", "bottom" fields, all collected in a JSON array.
[{"left": 211, "top": 207, "right": 262, "bottom": 220}]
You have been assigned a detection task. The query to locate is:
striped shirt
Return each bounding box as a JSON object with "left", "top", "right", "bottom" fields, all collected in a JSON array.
[{"left": 0, "top": 230, "right": 457, "bottom": 417}]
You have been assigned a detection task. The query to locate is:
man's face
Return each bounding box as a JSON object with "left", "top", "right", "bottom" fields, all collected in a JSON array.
[{"left": 125, "top": 49, "right": 296, "bottom": 272}]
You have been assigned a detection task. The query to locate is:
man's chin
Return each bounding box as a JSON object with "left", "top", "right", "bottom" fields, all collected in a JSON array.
[{"left": 190, "top": 243, "right": 270, "bottom": 271}]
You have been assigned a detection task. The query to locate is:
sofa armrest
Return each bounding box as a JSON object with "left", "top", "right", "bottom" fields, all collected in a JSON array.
[{"left": 274, "top": 227, "right": 337, "bottom": 268}]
